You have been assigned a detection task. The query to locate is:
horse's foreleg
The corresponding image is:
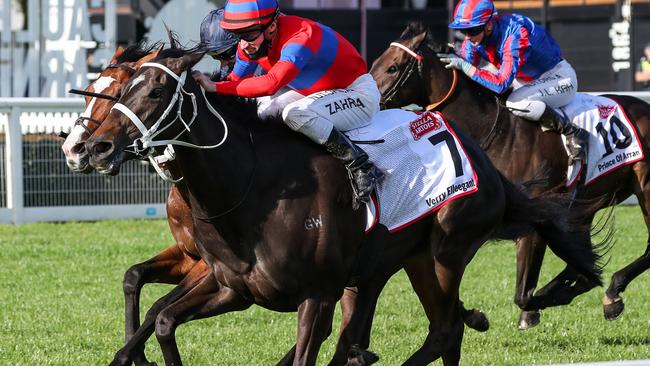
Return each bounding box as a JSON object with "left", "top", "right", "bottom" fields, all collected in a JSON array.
[
  {"left": 278, "top": 286, "right": 357, "bottom": 366},
  {"left": 514, "top": 233, "right": 547, "bottom": 330},
  {"left": 123, "top": 245, "right": 198, "bottom": 366},
  {"left": 109, "top": 262, "right": 210, "bottom": 366},
  {"left": 604, "top": 240, "right": 650, "bottom": 320},
  {"left": 328, "top": 282, "right": 387, "bottom": 366},
  {"left": 293, "top": 297, "right": 337, "bottom": 366},
  {"left": 154, "top": 274, "right": 251, "bottom": 366},
  {"left": 402, "top": 252, "right": 465, "bottom": 366}
]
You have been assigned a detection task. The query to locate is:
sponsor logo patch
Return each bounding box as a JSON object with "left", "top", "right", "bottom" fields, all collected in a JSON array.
[
  {"left": 597, "top": 104, "right": 617, "bottom": 120},
  {"left": 409, "top": 112, "right": 442, "bottom": 140}
]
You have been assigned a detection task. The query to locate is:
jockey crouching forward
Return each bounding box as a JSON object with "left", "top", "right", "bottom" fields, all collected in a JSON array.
[
  {"left": 192, "top": 0, "right": 383, "bottom": 208},
  {"left": 438, "top": 0, "right": 589, "bottom": 167}
]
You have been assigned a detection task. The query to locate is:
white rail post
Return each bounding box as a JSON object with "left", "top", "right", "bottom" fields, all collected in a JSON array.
[{"left": 6, "top": 106, "right": 24, "bottom": 224}]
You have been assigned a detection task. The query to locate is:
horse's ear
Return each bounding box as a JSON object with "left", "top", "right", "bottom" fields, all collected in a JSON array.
[
  {"left": 404, "top": 31, "right": 427, "bottom": 50},
  {"left": 110, "top": 46, "right": 125, "bottom": 64},
  {"left": 168, "top": 52, "right": 205, "bottom": 73},
  {"left": 134, "top": 50, "right": 160, "bottom": 67}
]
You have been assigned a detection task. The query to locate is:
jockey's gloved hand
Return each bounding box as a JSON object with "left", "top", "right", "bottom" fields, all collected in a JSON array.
[
  {"left": 192, "top": 70, "right": 217, "bottom": 92},
  {"left": 437, "top": 53, "right": 472, "bottom": 74}
]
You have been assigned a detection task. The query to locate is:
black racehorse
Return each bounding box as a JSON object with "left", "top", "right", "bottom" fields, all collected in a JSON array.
[
  {"left": 370, "top": 22, "right": 650, "bottom": 328},
  {"left": 85, "top": 45, "right": 603, "bottom": 366},
  {"left": 63, "top": 42, "right": 490, "bottom": 366}
]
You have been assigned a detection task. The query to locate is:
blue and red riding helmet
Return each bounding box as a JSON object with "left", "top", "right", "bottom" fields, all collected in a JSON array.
[{"left": 449, "top": 0, "right": 497, "bottom": 29}]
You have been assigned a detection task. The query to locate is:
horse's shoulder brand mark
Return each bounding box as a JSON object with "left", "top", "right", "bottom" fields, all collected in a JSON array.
[
  {"left": 305, "top": 215, "right": 323, "bottom": 230},
  {"left": 409, "top": 111, "right": 442, "bottom": 140}
]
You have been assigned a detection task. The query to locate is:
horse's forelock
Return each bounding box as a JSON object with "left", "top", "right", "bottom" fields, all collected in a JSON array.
[{"left": 115, "top": 41, "right": 163, "bottom": 64}]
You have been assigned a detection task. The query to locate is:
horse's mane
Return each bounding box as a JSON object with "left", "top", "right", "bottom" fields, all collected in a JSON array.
[
  {"left": 152, "top": 38, "right": 283, "bottom": 128},
  {"left": 115, "top": 41, "right": 162, "bottom": 64}
]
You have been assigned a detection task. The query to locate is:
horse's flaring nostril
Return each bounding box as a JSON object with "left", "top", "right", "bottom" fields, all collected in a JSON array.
[
  {"left": 71, "top": 142, "right": 86, "bottom": 155},
  {"left": 91, "top": 141, "right": 114, "bottom": 157}
]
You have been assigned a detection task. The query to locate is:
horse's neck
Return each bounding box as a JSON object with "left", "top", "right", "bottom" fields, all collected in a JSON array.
[{"left": 433, "top": 71, "right": 510, "bottom": 142}]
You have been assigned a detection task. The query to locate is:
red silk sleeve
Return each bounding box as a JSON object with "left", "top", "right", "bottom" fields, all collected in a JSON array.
[{"left": 215, "top": 61, "right": 299, "bottom": 97}]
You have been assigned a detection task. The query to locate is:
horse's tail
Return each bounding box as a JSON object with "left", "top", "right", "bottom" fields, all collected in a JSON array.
[{"left": 497, "top": 173, "right": 604, "bottom": 286}]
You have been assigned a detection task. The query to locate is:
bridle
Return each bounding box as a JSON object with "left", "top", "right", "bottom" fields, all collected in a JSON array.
[
  {"left": 65, "top": 64, "right": 134, "bottom": 138},
  {"left": 387, "top": 41, "right": 458, "bottom": 111},
  {"left": 111, "top": 62, "right": 229, "bottom": 152},
  {"left": 388, "top": 41, "right": 502, "bottom": 151},
  {"left": 108, "top": 60, "right": 256, "bottom": 219}
]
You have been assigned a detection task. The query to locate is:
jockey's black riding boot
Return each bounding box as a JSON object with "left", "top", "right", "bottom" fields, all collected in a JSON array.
[
  {"left": 324, "top": 128, "right": 384, "bottom": 209},
  {"left": 538, "top": 105, "right": 589, "bottom": 166}
]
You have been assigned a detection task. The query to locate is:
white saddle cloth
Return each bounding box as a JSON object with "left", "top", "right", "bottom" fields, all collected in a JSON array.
[
  {"left": 561, "top": 93, "right": 644, "bottom": 187},
  {"left": 347, "top": 110, "right": 478, "bottom": 233}
]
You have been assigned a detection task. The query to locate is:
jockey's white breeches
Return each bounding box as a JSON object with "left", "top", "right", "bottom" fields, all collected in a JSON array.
[
  {"left": 257, "top": 73, "right": 381, "bottom": 144},
  {"left": 506, "top": 60, "right": 578, "bottom": 121}
]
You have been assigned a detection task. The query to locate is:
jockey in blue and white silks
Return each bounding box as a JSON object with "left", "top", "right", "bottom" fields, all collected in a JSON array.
[{"left": 439, "top": 0, "right": 589, "bottom": 167}]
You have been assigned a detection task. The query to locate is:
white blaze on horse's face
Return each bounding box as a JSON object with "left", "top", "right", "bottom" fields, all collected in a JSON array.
[
  {"left": 62, "top": 76, "right": 116, "bottom": 170},
  {"left": 126, "top": 74, "right": 146, "bottom": 94}
]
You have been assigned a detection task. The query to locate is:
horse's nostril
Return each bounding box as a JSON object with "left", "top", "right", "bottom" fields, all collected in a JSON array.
[
  {"left": 91, "top": 141, "right": 114, "bottom": 157},
  {"left": 71, "top": 142, "right": 86, "bottom": 155}
]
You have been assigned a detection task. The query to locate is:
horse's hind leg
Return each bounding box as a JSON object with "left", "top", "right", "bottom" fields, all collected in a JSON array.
[
  {"left": 603, "top": 164, "right": 650, "bottom": 320},
  {"left": 514, "top": 233, "right": 547, "bottom": 330},
  {"left": 123, "top": 245, "right": 198, "bottom": 366},
  {"left": 604, "top": 240, "right": 650, "bottom": 319},
  {"left": 405, "top": 256, "right": 489, "bottom": 333}
]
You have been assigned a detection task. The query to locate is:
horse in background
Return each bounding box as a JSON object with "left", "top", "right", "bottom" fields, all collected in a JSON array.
[
  {"left": 370, "top": 21, "right": 650, "bottom": 329},
  {"left": 84, "top": 45, "right": 602, "bottom": 365}
]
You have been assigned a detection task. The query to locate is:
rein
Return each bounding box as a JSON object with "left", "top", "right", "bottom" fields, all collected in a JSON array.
[
  {"left": 387, "top": 42, "right": 458, "bottom": 111},
  {"left": 69, "top": 89, "right": 119, "bottom": 101},
  {"left": 389, "top": 42, "right": 504, "bottom": 151}
]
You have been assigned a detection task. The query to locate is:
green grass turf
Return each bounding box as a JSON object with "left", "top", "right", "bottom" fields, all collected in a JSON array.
[{"left": 1, "top": 206, "right": 649, "bottom": 365}]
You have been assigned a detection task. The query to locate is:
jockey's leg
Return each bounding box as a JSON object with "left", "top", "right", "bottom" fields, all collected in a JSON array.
[
  {"left": 257, "top": 88, "right": 303, "bottom": 119},
  {"left": 506, "top": 60, "right": 587, "bottom": 166},
  {"left": 282, "top": 74, "right": 384, "bottom": 209}
]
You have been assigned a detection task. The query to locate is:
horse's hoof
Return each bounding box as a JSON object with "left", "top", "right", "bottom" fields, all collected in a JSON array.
[
  {"left": 135, "top": 362, "right": 157, "bottom": 366},
  {"left": 603, "top": 294, "right": 624, "bottom": 320},
  {"left": 518, "top": 310, "right": 541, "bottom": 330},
  {"left": 346, "top": 345, "right": 379, "bottom": 366},
  {"left": 463, "top": 309, "right": 490, "bottom": 332}
]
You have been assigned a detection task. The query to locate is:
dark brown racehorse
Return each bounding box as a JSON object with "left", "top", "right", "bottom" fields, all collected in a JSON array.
[
  {"left": 64, "top": 43, "right": 495, "bottom": 366},
  {"left": 370, "top": 22, "right": 650, "bottom": 328},
  {"left": 84, "top": 46, "right": 602, "bottom": 366}
]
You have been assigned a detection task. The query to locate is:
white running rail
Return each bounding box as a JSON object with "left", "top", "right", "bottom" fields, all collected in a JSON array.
[{"left": 0, "top": 93, "right": 649, "bottom": 224}]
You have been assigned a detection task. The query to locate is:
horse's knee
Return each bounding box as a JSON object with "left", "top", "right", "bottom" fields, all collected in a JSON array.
[
  {"left": 123, "top": 265, "right": 144, "bottom": 295},
  {"left": 155, "top": 310, "right": 176, "bottom": 341}
]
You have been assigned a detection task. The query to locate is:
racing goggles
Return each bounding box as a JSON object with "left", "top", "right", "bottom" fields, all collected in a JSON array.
[
  {"left": 235, "top": 20, "right": 273, "bottom": 43},
  {"left": 460, "top": 26, "right": 485, "bottom": 37}
]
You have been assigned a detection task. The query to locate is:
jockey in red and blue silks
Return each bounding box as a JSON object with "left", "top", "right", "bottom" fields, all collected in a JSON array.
[
  {"left": 192, "top": 0, "right": 383, "bottom": 208},
  {"left": 438, "top": 0, "right": 589, "bottom": 166}
]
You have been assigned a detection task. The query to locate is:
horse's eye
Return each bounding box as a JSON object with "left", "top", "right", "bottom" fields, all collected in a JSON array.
[
  {"left": 149, "top": 88, "right": 162, "bottom": 99},
  {"left": 387, "top": 65, "right": 398, "bottom": 73}
]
